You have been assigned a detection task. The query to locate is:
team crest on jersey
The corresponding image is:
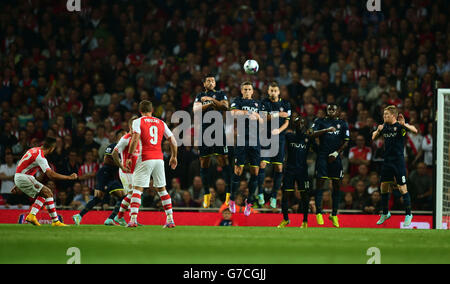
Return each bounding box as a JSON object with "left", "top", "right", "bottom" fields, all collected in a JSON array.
[
  {"left": 394, "top": 127, "right": 397, "bottom": 131},
  {"left": 212, "top": 95, "right": 216, "bottom": 99},
  {"left": 280, "top": 107, "right": 284, "bottom": 111},
  {"left": 255, "top": 103, "right": 258, "bottom": 107},
  {"left": 305, "top": 138, "right": 309, "bottom": 143},
  {"left": 337, "top": 124, "right": 341, "bottom": 129}
]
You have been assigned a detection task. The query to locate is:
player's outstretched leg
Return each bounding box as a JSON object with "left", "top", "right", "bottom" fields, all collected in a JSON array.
[
  {"left": 128, "top": 188, "right": 142, "bottom": 227},
  {"left": 229, "top": 170, "right": 241, "bottom": 213},
  {"left": 257, "top": 162, "right": 267, "bottom": 206},
  {"left": 301, "top": 190, "right": 310, "bottom": 228},
  {"left": 45, "top": 197, "right": 67, "bottom": 226},
  {"left": 329, "top": 180, "right": 340, "bottom": 228},
  {"left": 157, "top": 188, "right": 175, "bottom": 228},
  {"left": 105, "top": 197, "right": 123, "bottom": 226},
  {"left": 200, "top": 163, "right": 211, "bottom": 208},
  {"left": 26, "top": 196, "right": 46, "bottom": 226},
  {"left": 377, "top": 183, "right": 392, "bottom": 225},
  {"left": 399, "top": 185, "right": 413, "bottom": 227},
  {"left": 270, "top": 170, "right": 283, "bottom": 209},
  {"left": 245, "top": 173, "right": 259, "bottom": 216},
  {"left": 73, "top": 195, "right": 102, "bottom": 225},
  {"left": 277, "top": 189, "right": 291, "bottom": 228},
  {"left": 115, "top": 192, "right": 132, "bottom": 226}
]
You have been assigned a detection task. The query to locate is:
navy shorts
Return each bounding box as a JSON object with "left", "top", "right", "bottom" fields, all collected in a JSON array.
[
  {"left": 199, "top": 145, "right": 229, "bottom": 158},
  {"left": 95, "top": 166, "right": 124, "bottom": 194},
  {"left": 261, "top": 136, "right": 286, "bottom": 165},
  {"left": 380, "top": 159, "right": 407, "bottom": 185},
  {"left": 282, "top": 169, "right": 311, "bottom": 192},
  {"left": 315, "top": 155, "right": 344, "bottom": 180},
  {"left": 234, "top": 146, "right": 261, "bottom": 167}
]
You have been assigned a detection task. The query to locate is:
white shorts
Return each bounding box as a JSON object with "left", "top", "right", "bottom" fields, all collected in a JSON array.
[
  {"left": 132, "top": 159, "right": 166, "bottom": 188},
  {"left": 14, "top": 173, "right": 44, "bottom": 198},
  {"left": 119, "top": 169, "right": 134, "bottom": 192}
]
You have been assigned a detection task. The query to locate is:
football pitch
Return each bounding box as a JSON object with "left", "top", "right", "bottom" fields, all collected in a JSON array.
[{"left": 1, "top": 224, "right": 450, "bottom": 264}]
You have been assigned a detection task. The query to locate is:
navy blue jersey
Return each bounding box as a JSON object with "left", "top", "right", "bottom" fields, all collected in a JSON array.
[
  {"left": 194, "top": 90, "right": 228, "bottom": 125},
  {"left": 260, "top": 98, "right": 291, "bottom": 137},
  {"left": 230, "top": 97, "right": 261, "bottom": 146},
  {"left": 312, "top": 117, "right": 350, "bottom": 155},
  {"left": 380, "top": 122, "right": 406, "bottom": 161},
  {"left": 103, "top": 143, "right": 118, "bottom": 170},
  {"left": 285, "top": 131, "right": 312, "bottom": 171}
]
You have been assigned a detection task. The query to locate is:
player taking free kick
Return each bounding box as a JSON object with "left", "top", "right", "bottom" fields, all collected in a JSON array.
[
  {"left": 14, "top": 137, "right": 78, "bottom": 226},
  {"left": 126, "top": 100, "right": 178, "bottom": 228},
  {"left": 372, "top": 105, "right": 418, "bottom": 227}
]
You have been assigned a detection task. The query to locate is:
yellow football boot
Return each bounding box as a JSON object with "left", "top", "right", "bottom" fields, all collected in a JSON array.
[{"left": 25, "top": 214, "right": 41, "bottom": 226}]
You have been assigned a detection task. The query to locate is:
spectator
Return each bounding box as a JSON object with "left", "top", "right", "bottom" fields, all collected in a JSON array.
[
  {"left": 188, "top": 176, "right": 204, "bottom": 207},
  {"left": 0, "top": 153, "right": 16, "bottom": 202},
  {"left": 408, "top": 162, "right": 432, "bottom": 210},
  {"left": 168, "top": 177, "right": 183, "bottom": 207},
  {"left": 363, "top": 191, "right": 382, "bottom": 214},
  {"left": 339, "top": 192, "right": 357, "bottom": 210},
  {"left": 350, "top": 164, "right": 370, "bottom": 188},
  {"left": 353, "top": 180, "right": 369, "bottom": 210},
  {"left": 180, "top": 190, "right": 196, "bottom": 207},
  {"left": 215, "top": 208, "right": 237, "bottom": 226},
  {"left": 348, "top": 134, "right": 372, "bottom": 177},
  {"left": 367, "top": 172, "right": 380, "bottom": 195}
]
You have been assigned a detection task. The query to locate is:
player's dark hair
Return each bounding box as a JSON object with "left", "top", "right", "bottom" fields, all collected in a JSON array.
[
  {"left": 42, "top": 137, "right": 57, "bottom": 149},
  {"left": 139, "top": 100, "right": 153, "bottom": 113},
  {"left": 240, "top": 81, "right": 253, "bottom": 89},
  {"left": 268, "top": 82, "right": 279, "bottom": 89},
  {"left": 203, "top": 74, "right": 216, "bottom": 82}
]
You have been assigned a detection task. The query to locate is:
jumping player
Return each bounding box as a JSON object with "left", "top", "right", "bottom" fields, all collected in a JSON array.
[
  {"left": 111, "top": 115, "right": 140, "bottom": 226},
  {"left": 193, "top": 75, "right": 231, "bottom": 208},
  {"left": 15, "top": 137, "right": 77, "bottom": 226},
  {"left": 126, "top": 100, "right": 178, "bottom": 228},
  {"left": 278, "top": 116, "right": 314, "bottom": 228},
  {"left": 72, "top": 129, "right": 127, "bottom": 226},
  {"left": 312, "top": 104, "right": 350, "bottom": 228},
  {"left": 229, "top": 81, "right": 263, "bottom": 216},
  {"left": 258, "top": 82, "right": 291, "bottom": 208},
  {"left": 372, "top": 105, "right": 418, "bottom": 227}
]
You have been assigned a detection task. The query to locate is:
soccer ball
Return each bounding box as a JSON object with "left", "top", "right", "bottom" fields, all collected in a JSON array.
[{"left": 243, "top": 59, "right": 259, "bottom": 75}]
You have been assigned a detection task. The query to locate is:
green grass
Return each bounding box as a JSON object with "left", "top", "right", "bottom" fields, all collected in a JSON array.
[{"left": 1, "top": 224, "right": 450, "bottom": 264}]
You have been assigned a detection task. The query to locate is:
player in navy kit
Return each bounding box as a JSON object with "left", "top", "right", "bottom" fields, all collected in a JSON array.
[
  {"left": 72, "top": 129, "right": 127, "bottom": 225},
  {"left": 193, "top": 75, "right": 231, "bottom": 208},
  {"left": 258, "top": 82, "right": 291, "bottom": 208},
  {"left": 229, "top": 81, "right": 263, "bottom": 216},
  {"left": 372, "top": 105, "right": 418, "bottom": 227},
  {"left": 312, "top": 104, "right": 350, "bottom": 227},
  {"left": 277, "top": 116, "right": 315, "bottom": 228}
]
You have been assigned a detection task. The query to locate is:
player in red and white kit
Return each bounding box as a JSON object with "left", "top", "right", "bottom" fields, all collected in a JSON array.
[
  {"left": 13, "top": 137, "right": 78, "bottom": 226},
  {"left": 126, "top": 100, "right": 178, "bottom": 228},
  {"left": 112, "top": 115, "right": 141, "bottom": 226}
]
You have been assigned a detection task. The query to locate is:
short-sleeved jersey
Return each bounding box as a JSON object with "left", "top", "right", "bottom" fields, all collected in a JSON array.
[
  {"left": 260, "top": 98, "right": 291, "bottom": 136},
  {"left": 285, "top": 132, "right": 312, "bottom": 171},
  {"left": 312, "top": 117, "right": 350, "bottom": 155},
  {"left": 194, "top": 90, "right": 228, "bottom": 128},
  {"left": 16, "top": 147, "right": 51, "bottom": 176},
  {"left": 380, "top": 122, "right": 406, "bottom": 161},
  {"left": 132, "top": 116, "right": 173, "bottom": 161},
  {"left": 230, "top": 97, "right": 261, "bottom": 145},
  {"left": 114, "top": 133, "right": 141, "bottom": 173}
]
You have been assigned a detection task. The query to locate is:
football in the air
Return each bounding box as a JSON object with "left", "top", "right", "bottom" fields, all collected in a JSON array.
[{"left": 243, "top": 59, "right": 259, "bottom": 74}]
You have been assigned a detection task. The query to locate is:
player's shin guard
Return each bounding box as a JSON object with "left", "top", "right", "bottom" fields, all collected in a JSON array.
[
  {"left": 200, "top": 167, "right": 210, "bottom": 194},
  {"left": 381, "top": 192, "right": 390, "bottom": 215},
  {"left": 30, "top": 196, "right": 46, "bottom": 215},
  {"left": 257, "top": 169, "right": 266, "bottom": 195},
  {"left": 331, "top": 189, "right": 340, "bottom": 216},
  {"left": 230, "top": 173, "right": 240, "bottom": 200},
  {"left": 281, "top": 190, "right": 290, "bottom": 221},
  {"left": 129, "top": 189, "right": 142, "bottom": 222},
  {"left": 80, "top": 196, "right": 102, "bottom": 217},
  {"left": 108, "top": 197, "right": 123, "bottom": 220},
  {"left": 272, "top": 171, "right": 283, "bottom": 199},
  {"left": 247, "top": 174, "right": 258, "bottom": 204},
  {"left": 315, "top": 189, "right": 323, "bottom": 214},
  {"left": 158, "top": 190, "right": 174, "bottom": 222},
  {"left": 117, "top": 193, "right": 132, "bottom": 218},
  {"left": 402, "top": 192, "right": 412, "bottom": 215},
  {"left": 45, "top": 197, "right": 59, "bottom": 222}
]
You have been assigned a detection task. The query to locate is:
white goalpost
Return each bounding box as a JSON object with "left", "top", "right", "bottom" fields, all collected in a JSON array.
[{"left": 435, "top": 89, "right": 450, "bottom": 229}]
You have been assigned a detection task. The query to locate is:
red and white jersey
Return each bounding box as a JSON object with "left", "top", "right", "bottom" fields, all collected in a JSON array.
[
  {"left": 78, "top": 162, "right": 99, "bottom": 189},
  {"left": 15, "top": 147, "right": 51, "bottom": 176},
  {"left": 114, "top": 133, "right": 142, "bottom": 173},
  {"left": 132, "top": 116, "right": 173, "bottom": 161}
]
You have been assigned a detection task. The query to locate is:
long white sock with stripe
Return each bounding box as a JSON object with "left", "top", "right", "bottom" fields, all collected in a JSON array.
[
  {"left": 158, "top": 190, "right": 173, "bottom": 223},
  {"left": 130, "top": 189, "right": 142, "bottom": 222},
  {"left": 45, "top": 197, "right": 59, "bottom": 222},
  {"left": 30, "top": 196, "right": 46, "bottom": 215},
  {"left": 117, "top": 192, "right": 132, "bottom": 218}
]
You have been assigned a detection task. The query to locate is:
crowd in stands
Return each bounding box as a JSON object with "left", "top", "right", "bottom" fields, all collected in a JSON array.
[{"left": 1, "top": 0, "right": 445, "bottom": 213}]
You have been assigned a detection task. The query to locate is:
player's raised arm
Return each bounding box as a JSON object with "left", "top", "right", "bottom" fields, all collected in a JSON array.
[
  {"left": 398, "top": 114, "right": 418, "bottom": 134},
  {"left": 45, "top": 168, "right": 78, "bottom": 181},
  {"left": 372, "top": 124, "right": 384, "bottom": 140}
]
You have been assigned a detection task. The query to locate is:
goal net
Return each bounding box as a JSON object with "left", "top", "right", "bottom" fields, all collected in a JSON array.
[{"left": 436, "top": 89, "right": 450, "bottom": 229}]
